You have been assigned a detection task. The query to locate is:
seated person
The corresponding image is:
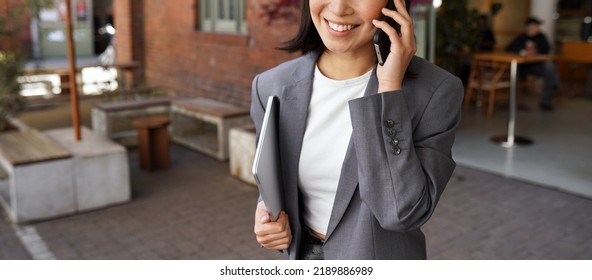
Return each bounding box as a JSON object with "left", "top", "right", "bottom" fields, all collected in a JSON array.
[{"left": 506, "top": 17, "right": 560, "bottom": 111}]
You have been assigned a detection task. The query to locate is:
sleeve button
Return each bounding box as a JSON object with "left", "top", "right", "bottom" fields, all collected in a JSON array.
[
  {"left": 387, "top": 129, "right": 396, "bottom": 138},
  {"left": 385, "top": 119, "right": 395, "bottom": 128}
]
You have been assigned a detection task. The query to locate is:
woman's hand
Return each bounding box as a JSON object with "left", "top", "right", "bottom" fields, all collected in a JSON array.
[
  {"left": 372, "top": 0, "right": 417, "bottom": 93},
  {"left": 254, "top": 201, "right": 292, "bottom": 250}
]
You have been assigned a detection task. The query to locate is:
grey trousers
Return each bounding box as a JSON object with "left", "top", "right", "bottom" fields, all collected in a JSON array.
[{"left": 519, "top": 61, "right": 560, "bottom": 106}]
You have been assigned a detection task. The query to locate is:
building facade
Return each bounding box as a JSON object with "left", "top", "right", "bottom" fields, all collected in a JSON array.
[
  {"left": 5, "top": 1, "right": 586, "bottom": 106},
  {"left": 114, "top": 0, "right": 301, "bottom": 108}
]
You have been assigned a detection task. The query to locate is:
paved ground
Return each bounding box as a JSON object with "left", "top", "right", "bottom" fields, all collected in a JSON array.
[
  {"left": 1, "top": 142, "right": 591, "bottom": 260},
  {"left": 1, "top": 99, "right": 591, "bottom": 260},
  {"left": 2, "top": 144, "right": 279, "bottom": 260}
]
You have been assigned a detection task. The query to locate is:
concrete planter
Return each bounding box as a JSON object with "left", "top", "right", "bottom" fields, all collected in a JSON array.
[
  {"left": 229, "top": 125, "right": 256, "bottom": 186},
  {"left": 0, "top": 124, "right": 131, "bottom": 223},
  {"left": 45, "top": 127, "right": 131, "bottom": 213}
]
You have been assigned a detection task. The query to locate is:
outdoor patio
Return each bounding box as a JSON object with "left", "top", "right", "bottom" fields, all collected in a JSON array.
[{"left": 1, "top": 97, "right": 591, "bottom": 259}]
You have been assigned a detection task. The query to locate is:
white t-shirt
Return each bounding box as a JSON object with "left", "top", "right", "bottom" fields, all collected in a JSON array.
[{"left": 298, "top": 65, "right": 372, "bottom": 235}]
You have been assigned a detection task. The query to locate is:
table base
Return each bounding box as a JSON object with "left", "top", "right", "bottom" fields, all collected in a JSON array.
[{"left": 490, "top": 135, "right": 534, "bottom": 148}]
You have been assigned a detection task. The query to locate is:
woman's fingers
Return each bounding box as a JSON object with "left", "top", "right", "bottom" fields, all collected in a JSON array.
[
  {"left": 254, "top": 210, "right": 292, "bottom": 250},
  {"left": 262, "top": 236, "right": 292, "bottom": 250},
  {"left": 379, "top": 5, "right": 414, "bottom": 44},
  {"left": 374, "top": 0, "right": 417, "bottom": 92},
  {"left": 256, "top": 230, "right": 291, "bottom": 248},
  {"left": 372, "top": 18, "right": 402, "bottom": 49},
  {"left": 393, "top": 0, "right": 412, "bottom": 22},
  {"left": 254, "top": 214, "right": 288, "bottom": 236}
]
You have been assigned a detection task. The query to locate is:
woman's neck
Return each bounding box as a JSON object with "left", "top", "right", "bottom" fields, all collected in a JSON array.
[{"left": 317, "top": 46, "right": 376, "bottom": 80}]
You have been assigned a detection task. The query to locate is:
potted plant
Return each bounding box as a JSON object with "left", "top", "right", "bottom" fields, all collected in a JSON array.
[
  {"left": 435, "top": 0, "right": 480, "bottom": 75},
  {"left": 0, "top": 51, "right": 25, "bottom": 131},
  {"left": 0, "top": 0, "right": 53, "bottom": 131}
]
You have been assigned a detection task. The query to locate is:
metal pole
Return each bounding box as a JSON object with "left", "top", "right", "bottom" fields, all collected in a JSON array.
[
  {"left": 506, "top": 59, "right": 518, "bottom": 147},
  {"left": 64, "top": 0, "right": 81, "bottom": 141},
  {"left": 491, "top": 58, "right": 533, "bottom": 147}
]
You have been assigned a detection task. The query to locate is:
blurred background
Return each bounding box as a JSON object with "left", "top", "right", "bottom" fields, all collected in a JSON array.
[{"left": 0, "top": 0, "right": 591, "bottom": 260}]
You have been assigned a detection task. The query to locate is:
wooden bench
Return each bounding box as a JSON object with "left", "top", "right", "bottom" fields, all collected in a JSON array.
[
  {"left": 170, "top": 97, "right": 251, "bottom": 161},
  {"left": 92, "top": 96, "right": 186, "bottom": 145},
  {"left": 0, "top": 129, "right": 75, "bottom": 223},
  {"left": 0, "top": 130, "right": 71, "bottom": 164}
]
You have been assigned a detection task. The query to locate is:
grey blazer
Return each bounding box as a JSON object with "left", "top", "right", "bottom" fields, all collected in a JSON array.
[{"left": 250, "top": 51, "right": 464, "bottom": 260}]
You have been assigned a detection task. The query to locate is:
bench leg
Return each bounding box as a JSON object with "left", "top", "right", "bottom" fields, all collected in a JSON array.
[
  {"left": 60, "top": 74, "right": 70, "bottom": 95},
  {"left": 137, "top": 128, "right": 152, "bottom": 170},
  {"left": 151, "top": 127, "right": 170, "bottom": 169}
]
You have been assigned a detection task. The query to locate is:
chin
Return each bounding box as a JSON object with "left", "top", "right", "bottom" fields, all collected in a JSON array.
[{"left": 322, "top": 42, "right": 352, "bottom": 54}]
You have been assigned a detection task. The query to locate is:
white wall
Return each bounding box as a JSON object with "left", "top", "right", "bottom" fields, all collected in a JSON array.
[{"left": 530, "top": 0, "right": 559, "bottom": 50}]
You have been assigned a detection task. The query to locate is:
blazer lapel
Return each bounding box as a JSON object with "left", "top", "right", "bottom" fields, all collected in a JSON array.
[
  {"left": 325, "top": 68, "right": 379, "bottom": 240},
  {"left": 278, "top": 52, "right": 318, "bottom": 232}
]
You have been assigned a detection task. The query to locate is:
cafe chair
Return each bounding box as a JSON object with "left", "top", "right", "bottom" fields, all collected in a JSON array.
[
  {"left": 520, "top": 75, "right": 543, "bottom": 96},
  {"left": 561, "top": 40, "right": 592, "bottom": 98},
  {"left": 463, "top": 59, "right": 511, "bottom": 118}
]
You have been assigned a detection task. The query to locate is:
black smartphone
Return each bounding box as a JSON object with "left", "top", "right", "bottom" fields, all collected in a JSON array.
[{"left": 373, "top": 0, "right": 410, "bottom": 66}]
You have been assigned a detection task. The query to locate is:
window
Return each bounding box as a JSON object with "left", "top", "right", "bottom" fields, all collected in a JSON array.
[{"left": 198, "top": 0, "right": 247, "bottom": 34}]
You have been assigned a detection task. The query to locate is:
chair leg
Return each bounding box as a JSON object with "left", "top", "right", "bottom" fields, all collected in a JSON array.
[
  {"left": 487, "top": 89, "right": 495, "bottom": 118},
  {"left": 464, "top": 64, "right": 478, "bottom": 111}
]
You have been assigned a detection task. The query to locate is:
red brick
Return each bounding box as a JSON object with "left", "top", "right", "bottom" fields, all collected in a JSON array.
[
  {"left": 0, "top": 0, "right": 33, "bottom": 53},
  {"left": 113, "top": 0, "right": 300, "bottom": 108}
]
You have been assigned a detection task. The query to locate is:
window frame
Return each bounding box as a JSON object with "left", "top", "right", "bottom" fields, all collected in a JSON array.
[{"left": 197, "top": 0, "right": 246, "bottom": 34}]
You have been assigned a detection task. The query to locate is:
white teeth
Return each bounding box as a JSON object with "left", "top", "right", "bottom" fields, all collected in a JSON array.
[{"left": 328, "top": 21, "right": 354, "bottom": 32}]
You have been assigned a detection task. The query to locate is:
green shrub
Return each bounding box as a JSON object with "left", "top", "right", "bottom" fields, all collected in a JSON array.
[{"left": 0, "top": 51, "right": 25, "bottom": 131}]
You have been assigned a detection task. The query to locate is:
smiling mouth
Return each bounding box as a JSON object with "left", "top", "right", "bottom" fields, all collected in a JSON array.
[{"left": 326, "top": 20, "right": 358, "bottom": 32}]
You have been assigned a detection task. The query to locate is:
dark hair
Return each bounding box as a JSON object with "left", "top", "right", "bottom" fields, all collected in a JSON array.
[
  {"left": 279, "top": 1, "right": 324, "bottom": 53},
  {"left": 525, "top": 17, "right": 543, "bottom": 26}
]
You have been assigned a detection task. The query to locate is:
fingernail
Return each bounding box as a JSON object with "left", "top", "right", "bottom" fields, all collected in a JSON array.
[{"left": 260, "top": 214, "right": 268, "bottom": 222}]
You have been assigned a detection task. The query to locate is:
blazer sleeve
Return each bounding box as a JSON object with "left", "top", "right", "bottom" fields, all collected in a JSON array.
[
  {"left": 251, "top": 74, "right": 265, "bottom": 143},
  {"left": 347, "top": 75, "right": 463, "bottom": 232},
  {"left": 251, "top": 74, "right": 265, "bottom": 204}
]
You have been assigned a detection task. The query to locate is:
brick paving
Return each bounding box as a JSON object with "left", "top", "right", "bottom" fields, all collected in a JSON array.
[
  {"left": 424, "top": 167, "right": 592, "bottom": 259},
  {"left": 0, "top": 216, "right": 29, "bottom": 260},
  {"left": 1, "top": 144, "right": 592, "bottom": 260},
  {"left": 2, "top": 145, "right": 282, "bottom": 260}
]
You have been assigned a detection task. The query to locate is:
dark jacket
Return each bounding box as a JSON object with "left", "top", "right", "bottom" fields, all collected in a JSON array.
[{"left": 506, "top": 33, "right": 551, "bottom": 54}]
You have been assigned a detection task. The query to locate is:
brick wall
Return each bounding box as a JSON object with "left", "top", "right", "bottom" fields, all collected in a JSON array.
[
  {"left": 0, "top": 0, "right": 32, "bottom": 54},
  {"left": 114, "top": 0, "right": 300, "bottom": 108},
  {"left": 114, "top": 0, "right": 145, "bottom": 86},
  {"left": 114, "top": 0, "right": 132, "bottom": 62},
  {"left": 0, "top": 0, "right": 6, "bottom": 50}
]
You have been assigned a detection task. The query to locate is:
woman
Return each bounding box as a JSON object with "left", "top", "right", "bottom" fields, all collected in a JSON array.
[{"left": 251, "top": 0, "right": 463, "bottom": 260}]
